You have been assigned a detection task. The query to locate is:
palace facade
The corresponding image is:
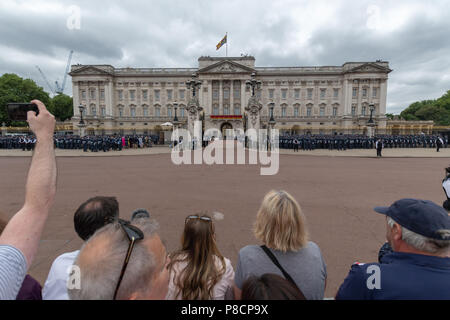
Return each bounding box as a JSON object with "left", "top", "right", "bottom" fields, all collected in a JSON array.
[{"left": 70, "top": 56, "right": 394, "bottom": 137}]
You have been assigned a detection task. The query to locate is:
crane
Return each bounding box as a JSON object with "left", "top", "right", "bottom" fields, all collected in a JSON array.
[
  {"left": 35, "top": 65, "right": 55, "bottom": 95},
  {"left": 36, "top": 50, "right": 74, "bottom": 96},
  {"left": 55, "top": 50, "right": 73, "bottom": 94}
]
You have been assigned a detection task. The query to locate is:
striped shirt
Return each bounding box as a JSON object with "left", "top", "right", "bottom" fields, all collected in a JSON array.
[{"left": 0, "top": 245, "right": 27, "bottom": 300}]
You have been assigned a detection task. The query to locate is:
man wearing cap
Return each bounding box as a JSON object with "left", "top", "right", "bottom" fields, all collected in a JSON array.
[{"left": 336, "top": 198, "right": 450, "bottom": 300}]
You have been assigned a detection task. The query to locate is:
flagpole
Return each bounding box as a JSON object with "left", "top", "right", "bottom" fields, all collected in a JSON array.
[{"left": 226, "top": 32, "right": 228, "bottom": 57}]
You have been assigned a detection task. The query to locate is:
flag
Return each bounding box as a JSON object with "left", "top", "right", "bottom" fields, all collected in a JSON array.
[{"left": 216, "top": 34, "right": 227, "bottom": 50}]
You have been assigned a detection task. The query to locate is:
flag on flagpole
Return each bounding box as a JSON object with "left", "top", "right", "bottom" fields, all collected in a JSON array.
[{"left": 216, "top": 34, "right": 227, "bottom": 50}]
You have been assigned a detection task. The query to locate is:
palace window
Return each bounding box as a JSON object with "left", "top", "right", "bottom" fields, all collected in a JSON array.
[
  {"left": 333, "top": 107, "right": 338, "bottom": 117},
  {"left": 307, "top": 88, "right": 313, "bottom": 100},
  {"left": 294, "top": 89, "right": 300, "bottom": 99},
  {"left": 333, "top": 88, "right": 339, "bottom": 98},
  {"left": 142, "top": 90, "right": 148, "bottom": 100},
  {"left": 180, "top": 107, "right": 185, "bottom": 117},
  {"left": 320, "top": 107, "right": 325, "bottom": 116},
  {"left": 268, "top": 89, "right": 274, "bottom": 99},
  {"left": 130, "top": 107, "right": 136, "bottom": 117},
  {"left": 155, "top": 90, "right": 160, "bottom": 101},
  {"left": 167, "top": 107, "right": 172, "bottom": 118},
  {"left": 362, "top": 106, "right": 366, "bottom": 116},
  {"left": 130, "top": 90, "right": 135, "bottom": 101},
  {"left": 351, "top": 106, "right": 356, "bottom": 116},
  {"left": 100, "top": 90, "right": 105, "bottom": 100},
  {"left": 352, "top": 88, "right": 358, "bottom": 98},
  {"left": 281, "top": 106, "right": 287, "bottom": 117},
  {"left": 294, "top": 106, "right": 299, "bottom": 117},
  {"left": 167, "top": 90, "right": 172, "bottom": 101},
  {"left": 362, "top": 88, "right": 367, "bottom": 97},
  {"left": 143, "top": 107, "right": 148, "bottom": 116},
  {"left": 81, "top": 90, "right": 86, "bottom": 100},
  {"left": 234, "top": 87, "right": 240, "bottom": 99},
  {"left": 281, "top": 89, "right": 287, "bottom": 99},
  {"left": 118, "top": 90, "right": 123, "bottom": 101},
  {"left": 320, "top": 89, "right": 326, "bottom": 99},
  {"left": 213, "top": 89, "right": 219, "bottom": 100},
  {"left": 155, "top": 107, "right": 161, "bottom": 117},
  {"left": 223, "top": 88, "right": 230, "bottom": 99},
  {"left": 119, "top": 107, "right": 123, "bottom": 117},
  {"left": 90, "top": 89, "right": 96, "bottom": 99},
  {"left": 213, "top": 105, "right": 219, "bottom": 115},
  {"left": 373, "top": 88, "right": 378, "bottom": 97},
  {"left": 234, "top": 105, "right": 240, "bottom": 115},
  {"left": 91, "top": 106, "right": 96, "bottom": 116},
  {"left": 101, "top": 107, "right": 106, "bottom": 117},
  {"left": 224, "top": 105, "right": 229, "bottom": 115},
  {"left": 179, "top": 90, "right": 185, "bottom": 100},
  {"left": 307, "top": 106, "right": 312, "bottom": 117}
]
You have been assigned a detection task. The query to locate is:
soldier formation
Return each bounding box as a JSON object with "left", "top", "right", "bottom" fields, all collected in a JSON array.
[
  {"left": 0, "top": 134, "right": 160, "bottom": 152},
  {"left": 278, "top": 134, "right": 448, "bottom": 151}
]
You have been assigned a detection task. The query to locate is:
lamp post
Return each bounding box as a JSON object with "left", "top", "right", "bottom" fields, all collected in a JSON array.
[
  {"left": 368, "top": 104, "right": 375, "bottom": 124},
  {"left": 78, "top": 104, "right": 85, "bottom": 125},
  {"left": 78, "top": 104, "right": 86, "bottom": 137},
  {"left": 367, "top": 104, "right": 376, "bottom": 137},
  {"left": 268, "top": 104, "right": 276, "bottom": 151},
  {"left": 186, "top": 73, "right": 202, "bottom": 98},
  {"left": 246, "top": 72, "right": 261, "bottom": 97},
  {"left": 173, "top": 102, "right": 179, "bottom": 123}
]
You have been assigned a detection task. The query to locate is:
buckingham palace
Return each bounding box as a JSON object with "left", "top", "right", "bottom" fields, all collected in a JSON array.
[{"left": 70, "top": 56, "right": 392, "bottom": 137}]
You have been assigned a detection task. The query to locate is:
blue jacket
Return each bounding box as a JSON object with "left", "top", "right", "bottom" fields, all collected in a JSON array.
[{"left": 336, "top": 252, "right": 450, "bottom": 300}]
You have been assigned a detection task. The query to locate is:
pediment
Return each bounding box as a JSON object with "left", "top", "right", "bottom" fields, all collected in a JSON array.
[
  {"left": 69, "top": 66, "right": 113, "bottom": 76},
  {"left": 347, "top": 63, "right": 392, "bottom": 73},
  {"left": 198, "top": 60, "right": 255, "bottom": 74}
]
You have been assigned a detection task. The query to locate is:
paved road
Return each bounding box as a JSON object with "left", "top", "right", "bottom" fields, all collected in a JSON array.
[{"left": 0, "top": 148, "right": 448, "bottom": 298}]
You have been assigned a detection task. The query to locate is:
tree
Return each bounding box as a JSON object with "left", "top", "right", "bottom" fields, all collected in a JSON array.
[
  {"left": 399, "top": 91, "right": 450, "bottom": 126},
  {"left": 51, "top": 93, "right": 73, "bottom": 121},
  {"left": 0, "top": 73, "right": 51, "bottom": 126}
]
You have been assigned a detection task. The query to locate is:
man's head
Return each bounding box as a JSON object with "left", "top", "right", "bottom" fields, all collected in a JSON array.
[
  {"left": 68, "top": 218, "right": 169, "bottom": 300},
  {"left": 74, "top": 196, "right": 119, "bottom": 241},
  {"left": 374, "top": 199, "right": 450, "bottom": 256}
]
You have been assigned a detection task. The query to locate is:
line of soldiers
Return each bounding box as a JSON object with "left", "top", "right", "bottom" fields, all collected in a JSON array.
[
  {"left": 0, "top": 134, "right": 160, "bottom": 152},
  {"left": 279, "top": 134, "right": 449, "bottom": 150}
]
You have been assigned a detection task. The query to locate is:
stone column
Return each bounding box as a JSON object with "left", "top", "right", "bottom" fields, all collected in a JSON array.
[
  {"left": 379, "top": 79, "right": 387, "bottom": 116},
  {"left": 241, "top": 81, "right": 246, "bottom": 114},
  {"left": 208, "top": 80, "right": 213, "bottom": 115},
  {"left": 105, "top": 79, "right": 113, "bottom": 117},
  {"left": 230, "top": 80, "right": 234, "bottom": 113},
  {"left": 219, "top": 80, "right": 223, "bottom": 114}
]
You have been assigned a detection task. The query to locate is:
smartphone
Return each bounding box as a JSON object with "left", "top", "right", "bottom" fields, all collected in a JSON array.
[{"left": 6, "top": 103, "right": 39, "bottom": 121}]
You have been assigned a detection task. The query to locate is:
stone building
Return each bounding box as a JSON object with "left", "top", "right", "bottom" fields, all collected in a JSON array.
[{"left": 70, "top": 56, "right": 392, "bottom": 138}]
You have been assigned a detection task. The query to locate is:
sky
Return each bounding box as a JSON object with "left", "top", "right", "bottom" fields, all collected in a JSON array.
[{"left": 1, "top": 0, "right": 449, "bottom": 114}]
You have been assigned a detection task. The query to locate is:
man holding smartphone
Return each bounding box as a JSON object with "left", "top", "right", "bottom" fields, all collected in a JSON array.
[{"left": 0, "top": 100, "right": 56, "bottom": 299}]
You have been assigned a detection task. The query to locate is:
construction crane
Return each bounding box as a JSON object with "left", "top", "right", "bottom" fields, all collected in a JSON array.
[
  {"left": 35, "top": 65, "right": 55, "bottom": 95},
  {"left": 55, "top": 50, "right": 73, "bottom": 94},
  {"left": 36, "top": 50, "right": 74, "bottom": 96}
]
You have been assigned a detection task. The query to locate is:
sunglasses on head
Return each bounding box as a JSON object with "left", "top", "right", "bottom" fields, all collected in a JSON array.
[
  {"left": 185, "top": 215, "right": 212, "bottom": 224},
  {"left": 113, "top": 218, "right": 144, "bottom": 300}
]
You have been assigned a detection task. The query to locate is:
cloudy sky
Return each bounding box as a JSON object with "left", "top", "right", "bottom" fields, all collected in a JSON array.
[{"left": 1, "top": 0, "right": 449, "bottom": 114}]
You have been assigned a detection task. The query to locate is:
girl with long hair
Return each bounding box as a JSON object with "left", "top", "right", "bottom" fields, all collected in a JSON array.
[{"left": 166, "top": 214, "right": 234, "bottom": 300}]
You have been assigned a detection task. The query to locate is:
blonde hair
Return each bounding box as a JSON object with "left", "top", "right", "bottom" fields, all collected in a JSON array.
[{"left": 253, "top": 190, "right": 308, "bottom": 252}]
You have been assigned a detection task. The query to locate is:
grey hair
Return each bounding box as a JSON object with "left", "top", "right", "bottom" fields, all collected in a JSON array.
[
  {"left": 68, "top": 218, "right": 160, "bottom": 300},
  {"left": 387, "top": 217, "right": 450, "bottom": 255}
]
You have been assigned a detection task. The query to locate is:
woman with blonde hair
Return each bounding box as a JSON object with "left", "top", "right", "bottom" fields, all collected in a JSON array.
[
  {"left": 166, "top": 214, "right": 234, "bottom": 300},
  {"left": 234, "top": 190, "right": 327, "bottom": 300}
]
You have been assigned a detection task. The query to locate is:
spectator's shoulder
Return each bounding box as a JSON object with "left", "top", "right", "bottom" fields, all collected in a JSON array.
[{"left": 335, "top": 261, "right": 379, "bottom": 300}]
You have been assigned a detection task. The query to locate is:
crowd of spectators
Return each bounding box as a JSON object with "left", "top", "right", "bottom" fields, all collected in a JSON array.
[{"left": 0, "top": 100, "right": 449, "bottom": 301}]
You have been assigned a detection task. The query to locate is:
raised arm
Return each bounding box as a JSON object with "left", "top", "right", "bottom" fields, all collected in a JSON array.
[{"left": 0, "top": 100, "right": 57, "bottom": 267}]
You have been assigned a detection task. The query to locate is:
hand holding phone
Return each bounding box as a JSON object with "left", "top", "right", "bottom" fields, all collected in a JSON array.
[{"left": 6, "top": 103, "right": 39, "bottom": 121}]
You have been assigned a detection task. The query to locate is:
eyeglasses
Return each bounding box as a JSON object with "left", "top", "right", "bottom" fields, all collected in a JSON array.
[
  {"left": 185, "top": 215, "right": 212, "bottom": 224},
  {"left": 113, "top": 219, "right": 144, "bottom": 300}
]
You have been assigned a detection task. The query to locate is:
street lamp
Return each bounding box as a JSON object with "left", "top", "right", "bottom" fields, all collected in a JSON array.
[
  {"left": 186, "top": 73, "right": 202, "bottom": 98},
  {"left": 368, "top": 104, "right": 375, "bottom": 124},
  {"left": 173, "top": 102, "right": 178, "bottom": 122},
  {"left": 269, "top": 104, "right": 275, "bottom": 123},
  {"left": 78, "top": 104, "right": 85, "bottom": 125},
  {"left": 246, "top": 72, "right": 261, "bottom": 97}
]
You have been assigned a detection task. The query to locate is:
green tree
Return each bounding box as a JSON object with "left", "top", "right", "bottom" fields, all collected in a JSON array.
[
  {"left": 51, "top": 93, "right": 73, "bottom": 121},
  {"left": 385, "top": 113, "right": 395, "bottom": 120},
  {"left": 0, "top": 73, "right": 51, "bottom": 126},
  {"left": 399, "top": 92, "right": 450, "bottom": 126}
]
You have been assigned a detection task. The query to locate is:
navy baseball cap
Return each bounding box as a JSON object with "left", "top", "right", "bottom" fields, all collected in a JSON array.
[{"left": 374, "top": 198, "right": 450, "bottom": 240}]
